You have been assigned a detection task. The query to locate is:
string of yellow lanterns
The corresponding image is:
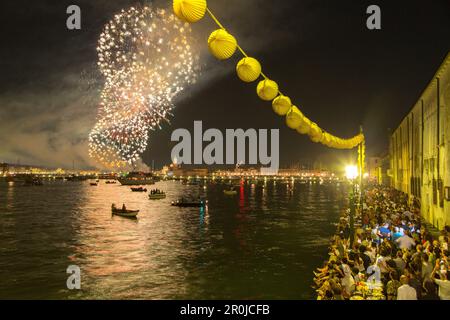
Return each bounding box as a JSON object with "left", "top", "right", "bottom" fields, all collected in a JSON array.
[{"left": 172, "top": 0, "right": 365, "bottom": 150}]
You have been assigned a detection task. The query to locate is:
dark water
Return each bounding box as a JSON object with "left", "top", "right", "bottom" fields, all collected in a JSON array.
[{"left": 0, "top": 179, "right": 346, "bottom": 299}]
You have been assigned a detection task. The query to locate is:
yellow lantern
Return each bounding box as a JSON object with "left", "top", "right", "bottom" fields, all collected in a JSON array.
[
  {"left": 257, "top": 79, "right": 279, "bottom": 101},
  {"left": 309, "top": 122, "right": 323, "bottom": 143},
  {"left": 173, "top": 0, "right": 207, "bottom": 23},
  {"left": 272, "top": 95, "right": 292, "bottom": 116},
  {"left": 208, "top": 29, "right": 237, "bottom": 60},
  {"left": 236, "top": 57, "right": 261, "bottom": 82},
  {"left": 309, "top": 122, "right": 320, "bottom": 135},
  {"left": 328, "top": 135, "right": 338, "bottom": 147},
  {"left": 286, "top": 106, "right": 304, "bottom": 129},
  {"left": 320, "top": 132, "right": 332, "bottom": 146},
  {"left": 327, "top": 136, "right": 338, "bottom": 148},
  {"left": 310, "top": 135, "right": 322, "bottom": 143},
  {"left": 347, "top": 136, "right": 359, "bottom": 149},
  {"left": 337, "top": 139, "right": 347, "bottom": 149},
  {"left": 296, "top": 117, "right": 312, "bottom": 135},
  {"left": 336, "top": 138, "right": 345, "bottom": 149}
]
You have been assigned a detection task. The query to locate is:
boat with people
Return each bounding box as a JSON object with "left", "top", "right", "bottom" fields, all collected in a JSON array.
[
  {"left": 105, "top": 180, "right": 117, "bottom": 184},
  {"left": 90, "top": 182, "right": 98, "bottom": 186},
  {"left": 171, "top": 198, "right": 207, "bottom": 208},
  {"left": 131, "top": 187, "right": 147, "bottom": 192},
  {"left": 148, "top": 189, "right": 166, "bottom": 200},
  {"left": 111, "top": 203, "right": 139, "bottom": 218}
]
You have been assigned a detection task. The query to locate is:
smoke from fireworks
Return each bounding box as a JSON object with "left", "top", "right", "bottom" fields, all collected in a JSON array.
[{"left": 89, "top": 6, "right": 198, "bottom": 168}]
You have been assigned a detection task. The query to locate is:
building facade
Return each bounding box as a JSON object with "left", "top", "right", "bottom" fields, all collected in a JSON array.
[
  {"left": 390, "top": 52, "right": 450, "bottom": 229},
  {"left": 172, "top": 167, "right": 209, "bottom": 177},
  {"left": 367, "top": 155, "right": 391, "bottom": 186}
]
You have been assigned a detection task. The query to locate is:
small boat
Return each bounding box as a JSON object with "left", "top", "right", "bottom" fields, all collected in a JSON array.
[
  {"left": 105, "top": 180, "right": 117, "bottom": 184},
  {"left": 90, "top": 182, "right": 98, "bottom": 186},
  {"left": 23, "top": 178, "right": 44, "bottom": 186},
  {"left": 148, "top": 192, "right": 166, "bottom": 200},
  {"left": 131, "top": 187, "right": 147, "bottom": 192},
  {"left": 112, "top": 208, "right": 139, "bottom": 218},
  {"left": 171, "top": 199, "right": 207, "bottom": 208},
  {"left": 224, "top": 189, "right": 237, "bottom": 196}
]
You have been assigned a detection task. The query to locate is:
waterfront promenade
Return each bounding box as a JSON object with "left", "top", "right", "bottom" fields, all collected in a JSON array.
[{"left": 314, "top": 185, "right": 450, "bottom": 300}]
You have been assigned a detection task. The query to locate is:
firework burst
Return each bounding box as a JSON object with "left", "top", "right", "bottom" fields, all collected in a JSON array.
[{"left": 89, "top": 5, "right": 198, "bottom": 167}]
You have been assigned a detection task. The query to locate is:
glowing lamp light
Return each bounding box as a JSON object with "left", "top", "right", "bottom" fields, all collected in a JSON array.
[{"left": 345, "top": 165, "right": 358, "bottom": 180}]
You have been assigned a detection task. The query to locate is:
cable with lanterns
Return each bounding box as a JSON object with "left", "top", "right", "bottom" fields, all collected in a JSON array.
[{"left": 173, "top": 0, "right": 365, "bottom": 150}]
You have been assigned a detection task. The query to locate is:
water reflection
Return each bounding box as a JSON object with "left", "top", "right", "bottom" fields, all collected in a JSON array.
[
  {"left": 6, "top": 181, "right": 15, "bottom": 210},
  {"left": 199, "top": 205, "right": 210, "bottom": 229},
  {"left": 0, "top": 180, "right": 346, "bottom": 299}
]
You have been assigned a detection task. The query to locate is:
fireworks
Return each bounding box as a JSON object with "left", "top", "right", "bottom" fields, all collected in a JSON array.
[{"left": 89, "top": 6, "right": 198, "bottom": 167}]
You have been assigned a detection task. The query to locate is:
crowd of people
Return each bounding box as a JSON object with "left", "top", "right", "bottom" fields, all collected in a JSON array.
[{"left": 314, "top": 185, "right": 450, "bottom": 300}]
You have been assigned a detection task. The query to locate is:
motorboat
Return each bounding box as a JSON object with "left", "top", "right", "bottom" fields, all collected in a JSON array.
[
  {"left": 148, "top": 191, "right": 166, "bottom": 200},
  {"left": 171, "top": 199, "right": 207, "bottom": 207},
  {"left": 23, "top": 178, "right": 44, "bottom": 186},
  {"left": 131, "top": 187, "right": 147, "bottom": 192}
]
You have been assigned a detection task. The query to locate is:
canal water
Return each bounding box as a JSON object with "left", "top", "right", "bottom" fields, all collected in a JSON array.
[{"left": 0, "top": 179, "right": 346, "bottom": 299}]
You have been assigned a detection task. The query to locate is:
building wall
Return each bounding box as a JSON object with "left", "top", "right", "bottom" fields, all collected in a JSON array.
[
  {"left": 372, "top": 155, "right": 390, "bottom": 185},
  {"left": 390, "top": 52, "right": 450, "bottom": 230},
  {"left": 367, "top": 157, "right": 381, "bottom": 181}
]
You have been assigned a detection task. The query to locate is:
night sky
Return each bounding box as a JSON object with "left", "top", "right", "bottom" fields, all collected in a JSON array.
[{"left": 1, "top": 0, "right": 450, "bottom": 170}]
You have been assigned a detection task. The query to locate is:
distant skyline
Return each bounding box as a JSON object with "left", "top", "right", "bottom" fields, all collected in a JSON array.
[
  {"left": 0, "top": 159, "right": 345, "bottom": 172},
  {"left": 1, "top": 0, "right": 450, "bottom": 169}
]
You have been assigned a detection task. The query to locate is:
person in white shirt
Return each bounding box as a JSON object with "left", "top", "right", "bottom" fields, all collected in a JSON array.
[
  {"left": 431, "top": 259, "right": 450, "bottom": 300},
  {"left": 396, "top": 231, "right": 416, "bottom": 250},
  {"left": 422, "top": 255, "right": 434, "bottom": 280},
  {"left": 397, "top": 275, "right": 417, "bottom": 300},
  {"left": 365, "top": 243, "right": 377, "bottom": 263},
  {"left": 340, "top": 258, "right": 355, "bottom": 296}
]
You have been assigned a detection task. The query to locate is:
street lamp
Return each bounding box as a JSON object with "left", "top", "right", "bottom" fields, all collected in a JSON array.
[{"left": 345, "top": 165, "right": 358, "bottom": 180}]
